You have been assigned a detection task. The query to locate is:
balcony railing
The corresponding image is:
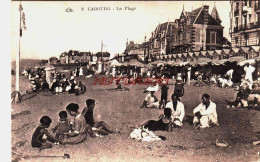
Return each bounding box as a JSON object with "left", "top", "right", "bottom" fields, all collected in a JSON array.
[{"left": 235, "top": 22, "right": 260, "bottom": 32}]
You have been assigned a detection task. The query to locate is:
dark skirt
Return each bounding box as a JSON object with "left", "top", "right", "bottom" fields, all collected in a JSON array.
[{"left": 143, "top": 119, "right": 171, "bottom": 131}]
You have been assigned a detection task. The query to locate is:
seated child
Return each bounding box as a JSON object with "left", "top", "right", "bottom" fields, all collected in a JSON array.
[
  {"left": 54, "top": 83, "right": 63, "bottom": 94},
  {"left": 82, "top": 99, "right": 114, "bottom": 135},
  {"left": 75, "top": 81, "right": 86, "bottom": 96},
  {"left": 52, "top": 111, "right": 71, "bottom": 140},
  {"left": 31, "top": 116, "right": 59, "bottom": 151},
  {"left": 248, "top": 83, "right": 260, "bottom": 108},
  {"left": 227, "top": 86, "right": 250, "bottom": 108},
  {"left": 142, "top": 108, "right": 173, "bottom": 132}
]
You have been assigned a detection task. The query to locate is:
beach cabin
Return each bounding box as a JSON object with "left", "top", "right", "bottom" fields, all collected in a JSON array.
[
  {"left": 249, "top": 46, "right": 260, "bottom": 59},
  {"left": 221, "top": 49, "right": 230, "bottom": 59},
  {"left": 193, "top": 52, "right": 200, "bottom": 61},
  {"left": 238, "top": 47, "right": 250, "bottom": 59},
  {"left": 207, "top": 51, "right": 214, "bottom": 59},
  {"left": 182, "top": 53, "right": 188, "bottom": 62},
  {"left": 230, "top": 47, "right": 240, "bottom": 57}
]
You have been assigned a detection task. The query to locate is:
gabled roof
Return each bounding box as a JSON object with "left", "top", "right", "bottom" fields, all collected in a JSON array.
[
  {"left": 240, "top": 47, "right": 250, "bottom": 53},
  {"left": 214, "top": 50, "right": 222, "bottom": 55},
  {"left": 207, "top": 51, "right": 214, "bottom": 56},
  {"left": 200, "top": 51, "right": 207, "bottom": 56},
  {"left": 177, "top": 53, "right": 183, "bottom": 58},
  {"left": 153, "top": 22, "right": 172, "bottom": 40},
  {"left": 231, "top": 48, "right": 240, "bottom": 53},
  {"left": 192, "top": 6, "right": 221, "bottom": 26},
  {"left": 251, "top": 46, "right": 260, "bottom": 52},
  {"left": 222, "top": 49, "right": 230, "bottom": 54},
  {"left": 188, "top": 52, "right": 194, "bottom": 57},
  {"left": 194, "top": 52, "right": 200, "bottom": 56},
  {"left": 183, "top": 53, "right": 188, "bottom": 57},
  {"left": 211, "top": 5, "right": 221, "bottom": 23}
]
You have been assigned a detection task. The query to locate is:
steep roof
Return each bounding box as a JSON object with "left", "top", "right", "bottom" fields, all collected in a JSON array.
[
  {"left": 251, "top": 46, "right": 260, "bottom": 52},
  {"left": 211, "top": 5, "right": 221, "bottom": 23},
  {"left": 188, "top": 5, "right": 222, "bottom": 26}
]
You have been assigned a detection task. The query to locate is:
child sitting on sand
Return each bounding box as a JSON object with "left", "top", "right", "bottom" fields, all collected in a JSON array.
[
  {"left": 82, "top": 99, "right": 114, "bottom": 135},
  {"left": 31, "top": 116, "right": 59, "bottom": 151},
  {"left": 52, "top": 111, "right": 71, "bottom": 140}
]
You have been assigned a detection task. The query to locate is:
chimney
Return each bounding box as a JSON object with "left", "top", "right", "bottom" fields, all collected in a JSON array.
[{"left": 202, "top": 5, "right": 209, "bottom": 25}]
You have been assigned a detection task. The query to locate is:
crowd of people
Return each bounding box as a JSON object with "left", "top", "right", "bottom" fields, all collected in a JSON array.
[
  {"left": 31, "top": 99, "right": 114, "bottom": 151},
  {"left": 28, "top": 60, "right": 260, "bottom": 151},
  {"left": 138, "top": 61, "right": 259, "bottom": 133},
  {"left": 21, "top": 66, "right": 86, "bottom": 96}
]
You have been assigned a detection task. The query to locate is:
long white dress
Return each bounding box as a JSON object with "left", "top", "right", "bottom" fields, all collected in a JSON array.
[
  {"left": 244, "top": 65, "right": 255, "bottom": 84},
  {"left": 79, "top": 67, "right": 84, "bottom": 76}
]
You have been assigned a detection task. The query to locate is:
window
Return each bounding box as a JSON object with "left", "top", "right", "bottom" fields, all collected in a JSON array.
[
  {"left": 249, "top": 14, "right": 251, "bottom": 23},
  {"left": 244, "top": 0, "right": 247, "bottom": 6},
  {"left": 235, "top": 17, "right": 238, "bottom": 27},
  {"left": 235, "top": 37, "right": 238, "bottom": 47},
  {"left": 210, "top": 32, "right": 216, "bottom": 44},
  {"left": 245, "top": 34, "right": 249, "bottom": 46}
]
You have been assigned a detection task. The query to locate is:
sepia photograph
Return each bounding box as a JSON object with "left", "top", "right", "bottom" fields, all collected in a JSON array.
[{"left": 10, "top": 0, "right": 260, "bottom": 161}]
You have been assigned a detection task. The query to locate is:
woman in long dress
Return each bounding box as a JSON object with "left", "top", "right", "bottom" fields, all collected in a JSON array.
[{"left": 79, "top": 67, "right": 84, "bottom": 76}]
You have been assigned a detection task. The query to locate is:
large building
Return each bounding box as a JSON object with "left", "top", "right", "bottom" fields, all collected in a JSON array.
[
  {"left": 149, "top": 5, "right": 225, "bottom": 57},
  {"left": 124, "top": 40, "right": 149, "bottom": 62},
  {"left": 173, "top": 5, "right": 224, "bottom": 52},
  {"left": 230, "top": 0, "right": 260, "bottom": 47}
]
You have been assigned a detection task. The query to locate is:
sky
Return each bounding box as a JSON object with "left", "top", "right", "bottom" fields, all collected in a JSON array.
[{"left": 11, "top": 1, "right": 232, "bottom": 60}]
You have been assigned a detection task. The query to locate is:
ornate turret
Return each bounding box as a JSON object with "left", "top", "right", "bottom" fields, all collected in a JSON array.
[{"left": 211, "top": 3, "right": 222, "bottom": 24}]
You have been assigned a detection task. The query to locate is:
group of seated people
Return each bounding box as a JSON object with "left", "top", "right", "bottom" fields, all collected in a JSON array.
[
  {"left": 31, "top": 99, "right": 114, "bottom": 151},
  {"left": 141, "top": 92, "right": 218, "bottom": 131},
  {"left": 227, "top": 78, "right": 260, "bottom": 109},
  {"left": 26, "top": 68, "right": 86, "bottom": 95},
  {"left": 50, "top": 77, "right": 86, "bottom": 96}
]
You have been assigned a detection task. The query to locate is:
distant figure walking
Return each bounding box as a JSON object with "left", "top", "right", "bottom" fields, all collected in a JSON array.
[
  {"left": 79, "top": 66, "right": 84, "bottom": 76},
  {"left": 244, "top": 63, "right": 255, "bottom": 85}
]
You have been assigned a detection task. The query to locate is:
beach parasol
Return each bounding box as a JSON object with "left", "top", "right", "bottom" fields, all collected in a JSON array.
[
  {"left": 127, "top": 59, "right": 145, "bottom": 67},
  {"left": 109, "top": 59, "right": 122, "bottom": 67},
  {"left": 238, "top": 59, "right": 256, "bottom": 66},
  {"left": 211, "top": 59, "right": 227, "bottom": 65}
]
